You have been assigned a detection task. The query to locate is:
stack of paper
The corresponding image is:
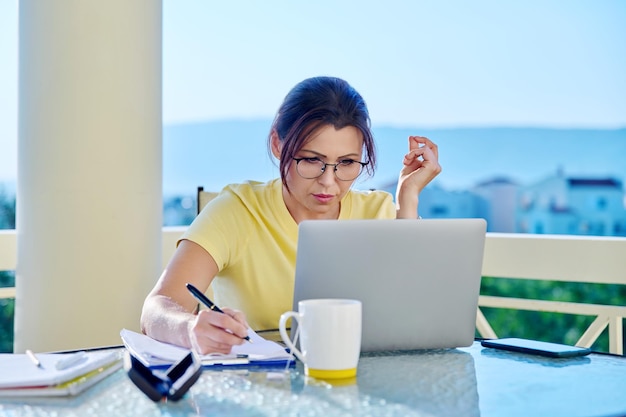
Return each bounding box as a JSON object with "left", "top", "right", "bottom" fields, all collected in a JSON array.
[
  {"left": 120, "top": 328, "right": 293, "bottom": 369},
  {"left": 0, "top": 349, "right": 123, "bottom": 397}
]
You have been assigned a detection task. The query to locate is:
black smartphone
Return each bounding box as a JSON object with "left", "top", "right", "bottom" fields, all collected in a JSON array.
[{"left": 481, "top": 338, "right": 591, "bottom": 358}]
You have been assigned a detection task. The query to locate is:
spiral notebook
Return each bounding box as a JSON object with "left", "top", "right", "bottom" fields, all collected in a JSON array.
[{"left": 293, "top": 218, "right": 487, "bottom": 351}]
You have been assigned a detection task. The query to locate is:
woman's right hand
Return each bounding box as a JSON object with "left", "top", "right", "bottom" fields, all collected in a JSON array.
[
  {"left": 141, "top": 240, "right": 248, "bottom": 355},
  {"left": 188, "top": 307, "right": 249, "bottom": 355}
]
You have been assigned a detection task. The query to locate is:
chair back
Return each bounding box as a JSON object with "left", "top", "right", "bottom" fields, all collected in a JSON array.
[
  {"left": 194, "top": 186, "right": 219, "bottom": 300},
  {"left": 197, "top": 186, "right": 218, "bottom": 214}
]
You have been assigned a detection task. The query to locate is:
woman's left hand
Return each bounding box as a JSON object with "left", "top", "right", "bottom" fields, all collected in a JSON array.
[
  {"left": 396, "top": 136, "right": 441, "bottom": 218},
  {"left": 400, "top": 136, "right": 441, "bottom": 191}
]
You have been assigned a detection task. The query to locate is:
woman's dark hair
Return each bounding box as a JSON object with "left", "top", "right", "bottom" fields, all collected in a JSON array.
[{"left": 268, "top": 76, "right": 376, "bottom": 188}]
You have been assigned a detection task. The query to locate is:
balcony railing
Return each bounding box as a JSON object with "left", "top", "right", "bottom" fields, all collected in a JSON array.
[
  {"left": 2, "top": 228, "right": 626, "bottom": 354},
  {"left": 478, "top": 232, "right": 626, "bottom": 355}
]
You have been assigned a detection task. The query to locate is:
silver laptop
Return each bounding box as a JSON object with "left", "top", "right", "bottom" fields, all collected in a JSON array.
[{"left": 293, "top": 218, "right": 487, "bottom": 351}]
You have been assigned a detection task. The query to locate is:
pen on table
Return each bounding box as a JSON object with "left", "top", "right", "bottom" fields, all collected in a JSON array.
[
  {"left": 185, "top": 282, "right": 251, "bottom": 342},
  {"left": 26, "top": 349, "right": 43, "bottom": 368}
]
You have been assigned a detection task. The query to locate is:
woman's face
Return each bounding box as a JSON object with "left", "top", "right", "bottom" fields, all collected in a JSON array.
[{"left": 274, "top": 124, "right": 364, "bottom": 223}]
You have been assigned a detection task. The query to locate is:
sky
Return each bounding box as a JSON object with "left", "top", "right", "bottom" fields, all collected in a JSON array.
[{"left": 1, "top": 1, "right": 626, "bottom": 183}]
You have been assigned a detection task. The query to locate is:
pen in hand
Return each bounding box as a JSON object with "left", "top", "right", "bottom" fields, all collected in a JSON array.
[{"left": 185, "top": 283, "right": 251, "bottom": 342}]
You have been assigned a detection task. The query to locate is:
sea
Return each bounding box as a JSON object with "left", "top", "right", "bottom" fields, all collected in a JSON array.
[
  {"left": 163, "top": 120, "right": 626, "bottom": 197},
  {"left": 1, "top": 121, "right": 624, "bottom": 198}
]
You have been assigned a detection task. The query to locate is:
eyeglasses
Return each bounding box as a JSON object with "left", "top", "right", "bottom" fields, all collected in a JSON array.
[{"left": 292, "top": 157, "right": 369, "bottom": 181}]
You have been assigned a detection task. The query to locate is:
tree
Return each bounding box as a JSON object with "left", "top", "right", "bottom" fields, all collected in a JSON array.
[{"left": 0, "top": 187, "right": 16, "bottom": 229}]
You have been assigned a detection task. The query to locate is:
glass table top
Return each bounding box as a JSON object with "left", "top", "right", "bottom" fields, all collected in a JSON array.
[{"left": 1, "top": 342, "right": 625, "bottom": 417}]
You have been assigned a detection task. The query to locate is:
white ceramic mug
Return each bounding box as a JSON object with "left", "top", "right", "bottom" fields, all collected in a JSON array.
[{"left": 279, "top": 299, "right": 362, "bottom": 379}]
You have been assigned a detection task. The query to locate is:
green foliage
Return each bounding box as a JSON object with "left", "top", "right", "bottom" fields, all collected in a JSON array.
[
  {"left": 479, "top": 276, "right": 626, "bottom": 353},
  {"left": 0, "top": 187, "right": 15, "bottom": 229},
  {"left": 0, "top": 271, "right": 15, "bottom": 353},
  {"left": 0, "top": 188, "right": 16, "bottom": 352},
  {"left": 0, "top": 299, "right": 14, "bottom": 353}
]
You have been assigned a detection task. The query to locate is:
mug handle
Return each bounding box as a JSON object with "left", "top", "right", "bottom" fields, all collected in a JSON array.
[{"left": 279, "top": 311, "right": 305, "bottom": 363}]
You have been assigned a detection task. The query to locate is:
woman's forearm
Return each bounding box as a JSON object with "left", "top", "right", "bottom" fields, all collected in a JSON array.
[
  {"left": 395, "top": 181, "right": 420, "bottom": 219},
  {"left": 140, "top": 294, "right": 195, "bottom": 348}
]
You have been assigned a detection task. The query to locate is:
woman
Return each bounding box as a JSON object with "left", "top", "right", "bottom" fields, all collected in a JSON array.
[{"left": 140, "top": 76, "right": 441, "bottom": 354}]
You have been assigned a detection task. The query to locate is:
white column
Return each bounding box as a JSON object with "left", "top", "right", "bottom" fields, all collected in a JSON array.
[{"left": 15, "top": 1, "right": 162, "bottom": 352}]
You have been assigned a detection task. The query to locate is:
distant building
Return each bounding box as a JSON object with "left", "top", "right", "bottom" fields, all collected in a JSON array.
[
  {"left": 517, "top": 171, "right": 626, "bottom": 236},
  {"left": 419, "top": 184, "right": 487, "bottom": 220},
  {"left": 472, "top": 177, "right": 518, "bottom": 233},
  {"left": 378, "top": 170, "right": 626, "bottom": 237},
  {"left": 377, "top": 181, "right": 490, "bottom": 226}
]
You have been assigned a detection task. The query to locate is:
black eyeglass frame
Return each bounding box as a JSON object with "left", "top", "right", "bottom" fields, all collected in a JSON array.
[{"left": 291, "top": 157, "right": 369, "bottom": 181}]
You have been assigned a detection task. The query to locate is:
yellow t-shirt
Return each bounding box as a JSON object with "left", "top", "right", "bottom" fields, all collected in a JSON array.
[{"left": 180, "top": 178, "right": 395, "bottom": 330}]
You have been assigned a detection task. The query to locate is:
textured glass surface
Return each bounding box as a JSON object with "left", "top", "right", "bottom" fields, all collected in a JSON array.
[{"left": 1, "top": 342, "right": 626, "bottom": 417}]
